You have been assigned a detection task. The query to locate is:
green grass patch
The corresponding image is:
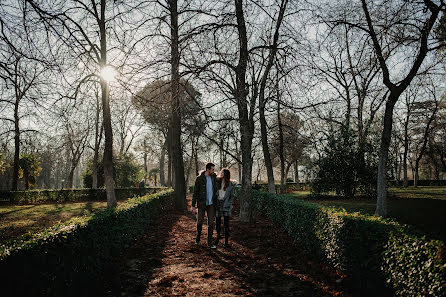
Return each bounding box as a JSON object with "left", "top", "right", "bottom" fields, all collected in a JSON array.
[
  {"left": 0, "top": 201, "right": 122, "bottom": 245},
  {"left": 0, "top": 190, "right": 174, "bottom": 297},
  {"left": 389, "top": 187, "right": 446, "bottom": 200},
  {"left": 289, "top": 187, "right": 446, "bottom": 241}
]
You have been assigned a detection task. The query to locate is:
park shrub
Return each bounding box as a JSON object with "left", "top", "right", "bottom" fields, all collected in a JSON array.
[
  {"left": 81, "top": 153, "right": 144, "bottom": 188},
  {"left": 252, "top": 190, "right": 445, "bottom": 297},
  {"left": 0, "top": 187, "right": 167, "bottom": 203},
  {"left": 310, "top": 125, "right": 379, "bottom": 198},
  {"left": 0, "top": 189, "right": 174, "bottom": 297}
]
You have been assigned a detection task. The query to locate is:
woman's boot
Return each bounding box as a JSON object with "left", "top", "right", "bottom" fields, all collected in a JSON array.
[
  {"left": 224, "top": 216, "right": 230, "bottom": 247},
  {"left": 215, "top": 216, "right": 222, "bottom": 245},
  {"left": 196, "top": 225, "right": 202, "bottom": 244}
]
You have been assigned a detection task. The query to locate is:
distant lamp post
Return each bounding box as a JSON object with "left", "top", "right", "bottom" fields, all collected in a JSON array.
[{"left": 100, "top": 65, "right": 117, "bottom": 83}]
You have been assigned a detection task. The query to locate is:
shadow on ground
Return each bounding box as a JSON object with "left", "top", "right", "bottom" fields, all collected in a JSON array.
[
  {"left": 113, "top": 210, "right": 182, "bottom": 297},
  {"left": 113, "top": 197, "right": 368, "bottom": 297}
]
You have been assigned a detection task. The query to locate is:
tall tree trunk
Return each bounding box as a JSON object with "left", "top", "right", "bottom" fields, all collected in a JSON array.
[
  {"left": 414, "top": 163, "right": 420, "bottom": 187},
  {"left": 143, "top": 138, "right": 148, "bottom": 184},
  {"left": 357, "top": 95, "right": 365, "bottom": 145},
  {"left": 168, "top": 154, "right": 172, "bottom": 187},
  {"left": 24, "top": 173, "right": 29, "bottom": 190},
  {"left": 393, "top": 144, "right": 399, "bottom": 182},
  {"left": 99, "top": 0, "right": 116, "bottom": 208},
  {"left": 376, "top": 99, "right": 397, "bottom": 217},
  {"left": 92, "top": 151, "right": 99, "bottom": 189},
  {"left": 167, "top": 126, "right": 173, "bottom": 187},
  {"left": 403, "top": 111, "right": 409, "bottom": 187},
  {"left": 235, "top": 0, "right": 253, "bottom": 222},
  {"left": 12, "top": 101, "right": 20, "bottom": 191},
  {"left": 238, "top": 162, "right": 242, "bottom": 184},
  {"left": 256, "top": 159, "right": 262, "bottom": 181},
  {"left": 186, "top": 138, "right": 196, "bottom": 186},
  {"left": 361, "top": 0, "right": 440, "bottom": 217},
  {"left": 236, "top": 140, "right": 242, "bottom": 183},
  {"left": 92, "top": 90, "right": 102, "bottom": 189},
  {"left": 160, "top": 138, "right": 167, "bottom": 186},
  {"left": 414, "top": 103, "right": 438, "bottom": 187},
  {"left": 258, "top": 0, "right": 287, "bottom": 194},
  {"left": 194, "top": 143, "right": 199, "bottom": 176},
  {"left": 285, "top": 162, "right": 292, "bottom": 184},
  {"left": 239, "top": 125, "right": 254, "bottom": 221},
  {"left": 143, "top": 151, "right": 148, "bottom": 184},
  {"left": 294, "top": 160, "right": 299, "bottom": 183},
  {"left": 68, "top": 149, "right": 84, "bottom": 189},
  {"left": 169, "top": 0, "right": 185, "bottom": 210},
  {"left": 219, "top": 135, "right": 224, "bottom": 168},
  {"left": 259, "top": 102, "right": 275, "bottom": 193},
  {"left": 277, "top": 90, "right": 285, "bottom": 192},
  {"left": 434, "top": 162, "right": 440, "bottom": 180},
  {"left": 68, "top": 165, "right": 75, "bottom": 188}
]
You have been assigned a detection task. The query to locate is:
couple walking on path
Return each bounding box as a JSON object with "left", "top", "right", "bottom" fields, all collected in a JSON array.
[{"left": 191, "top": 162, "right": 235, "bottom": 249}]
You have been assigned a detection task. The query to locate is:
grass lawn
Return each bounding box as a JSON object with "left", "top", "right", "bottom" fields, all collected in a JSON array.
[
  {"left": 0, "top": 201, "right": 124, "bottom": 244},
  {"left": 287, "top": 187, "right": 446, "bottom": 242}
]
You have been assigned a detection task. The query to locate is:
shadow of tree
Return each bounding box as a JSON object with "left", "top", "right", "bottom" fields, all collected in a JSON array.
[
  {"left": 209, "top": 215, "right": 355, "bottom": 297},
  {"left": 114, "top": 196, "right": 357, "bottom": 297},
  {"left": 114, "top": 210, "right": 182, "bottom": 297},
  {"left": 0, "top": 204, "right": 37, "bottom": 216}
]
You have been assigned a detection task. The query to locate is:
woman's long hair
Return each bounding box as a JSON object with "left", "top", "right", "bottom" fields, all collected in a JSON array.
[{"left": 217, "top": 168, "right": 230, "bottom": 190}]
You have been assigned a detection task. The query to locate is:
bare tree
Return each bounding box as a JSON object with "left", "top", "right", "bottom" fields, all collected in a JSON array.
[
  {"left": 186, "top": 0, "right": 261, "bottom": 222},
  {"left": 91, "top": 88, "right": 103, "bottom": 189},
  {"left": 0, "top": 46, "right": 45, "bottom": 190},
  {"left": 402, "top": 90, "right": 416, "bottom": 187},
  {"left": 133, "top": 78, "right": 202, "bottom": 189},
  {"left": 411, "top": 82, "right": 442, "bottom": 186},
  {"left": 168, "top": 0, "right": 187, "bottom": 209},
  {"left": 359, "top": 0, "right": 444, "bottom": 217},
  {"left": 257, "top": 0, "right": 289, "bottom": 194},
  {"left": 24, "top": 0, "right": 143, "bottom": 207},
  {"left": 60, "top": 111, "right": 91, "bottom": 188},
  {"left": 112, "top": 97, "right": 144, "bottom": 156}
]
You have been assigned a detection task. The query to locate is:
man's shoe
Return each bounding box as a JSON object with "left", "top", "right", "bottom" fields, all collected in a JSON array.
[{"left": 208, "top": 244, "right": 216, "bottom": 249}]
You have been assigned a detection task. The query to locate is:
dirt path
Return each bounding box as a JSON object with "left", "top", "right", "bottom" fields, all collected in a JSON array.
[{"left": 115, "top": 197, "right": 354, "bottom": 297}]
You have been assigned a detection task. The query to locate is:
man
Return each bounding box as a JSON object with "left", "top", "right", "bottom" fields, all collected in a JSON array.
[{"left": 191, "top": 162, "right": 218, "bottom": 248}]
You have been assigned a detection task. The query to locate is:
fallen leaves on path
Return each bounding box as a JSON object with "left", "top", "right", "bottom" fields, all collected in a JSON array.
[{"left": 115, "top": 197, "right": 355, "bottom": 297}]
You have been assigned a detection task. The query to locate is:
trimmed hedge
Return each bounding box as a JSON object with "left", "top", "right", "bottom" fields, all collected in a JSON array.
[
  {"left": 188, "top": 182, "right": 309, "bottom": 194},
  {"left": 0, "top": 187, "right": 167, "bottom": 203},
  {"left": 252, "top": 190, "right": 446, "bottom": 297},
  {"left": 0, "top": 189, "right": 174, "bottom": 297},
  {"left": 252, "top": 182, "right": 310, "bottom": 192},
  {"left": 389, "top": 180, "right": 446, "bottom": 187}
]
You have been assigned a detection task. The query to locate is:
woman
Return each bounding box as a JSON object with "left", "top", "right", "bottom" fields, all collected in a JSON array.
[{"left": 215, "top": 168, "right": 235, "bottom": 247}]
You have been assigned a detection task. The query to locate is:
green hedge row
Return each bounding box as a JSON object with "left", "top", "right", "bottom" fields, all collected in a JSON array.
[
  {"left": 388, "top": 180, "right": 446, "bottom": 187},
  {"left": 0, "top": 189, "right": 174, "bottom": 297},
  {"left": 252, "top": 190, "right": 445, "bottom": 297},
  {"left": 188, "top": 182, "right": 308, "bottom": 194},
  {"left": 0, "top": 187, "right": 167, "bottom": 203},
  {"left": 252, "top": 182, "right": 310, "bottom": 192}
]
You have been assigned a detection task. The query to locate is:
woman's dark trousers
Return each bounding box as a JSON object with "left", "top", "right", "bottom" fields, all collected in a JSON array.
[{"left": 215, "top": 216, "right": 230, "bottom": 245}]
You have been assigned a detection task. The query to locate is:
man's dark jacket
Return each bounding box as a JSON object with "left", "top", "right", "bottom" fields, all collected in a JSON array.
[{"left": 192, "top": 171, "right": 218, "bottom": 209}]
